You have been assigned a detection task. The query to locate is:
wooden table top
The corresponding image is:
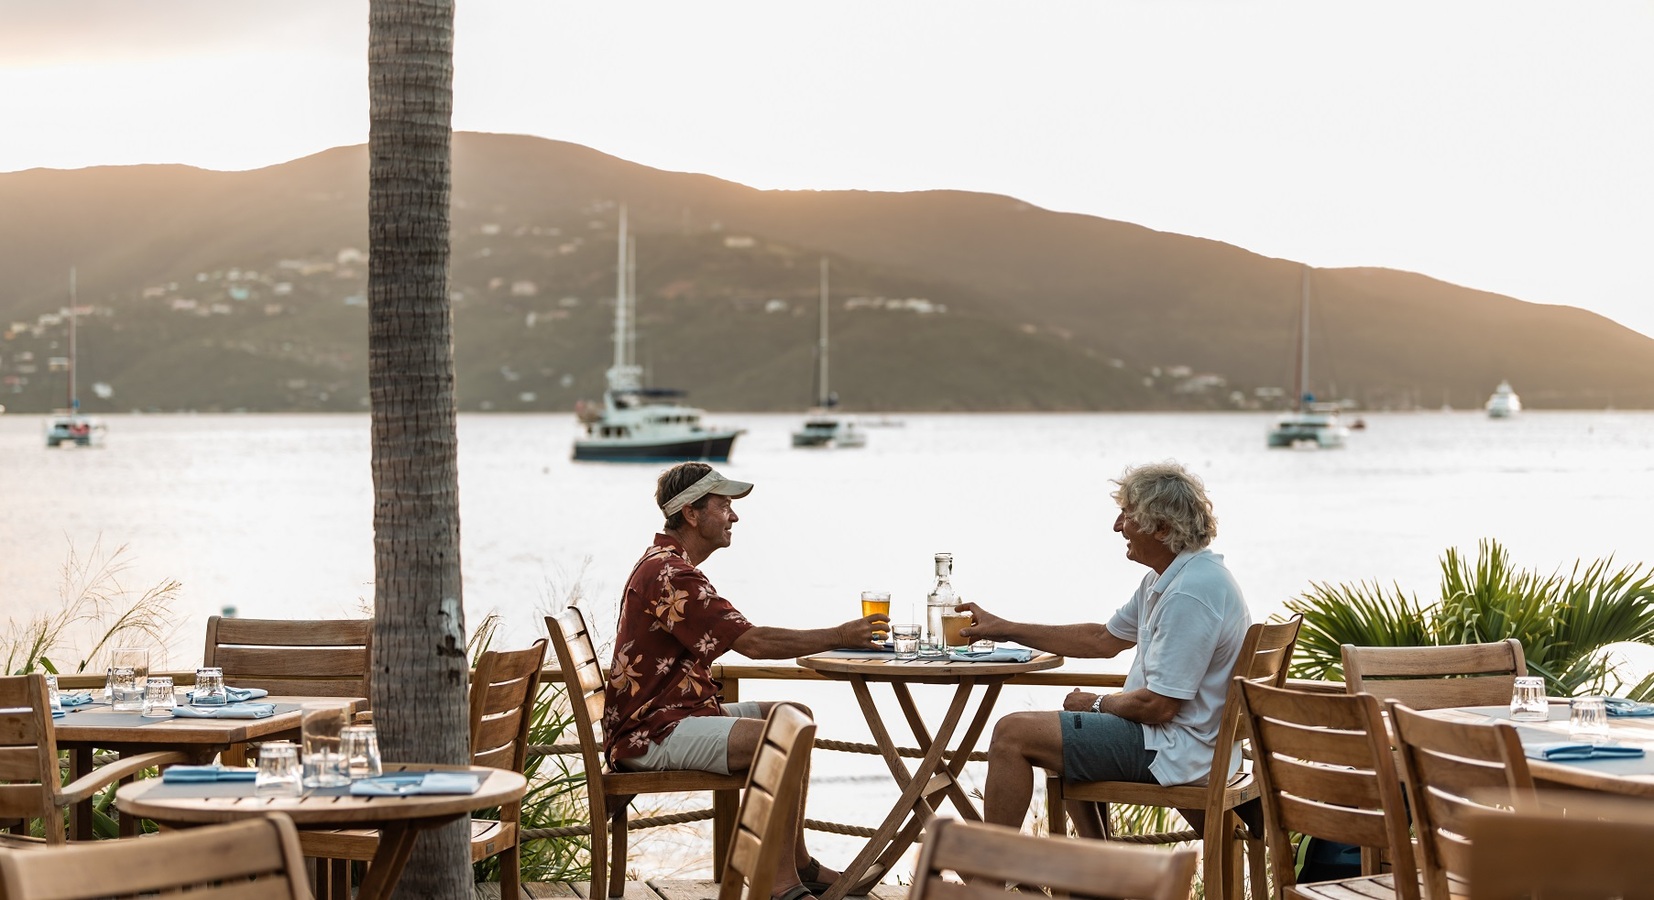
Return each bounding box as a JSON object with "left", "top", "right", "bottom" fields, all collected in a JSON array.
[
  {"left": 1425, "top": 704, "right": 1654, "bottom": 798},
  {"left": 54, "top": 696, "right": 365, "bottom": 746},
  {"left": 798, "top": 650, "right": 1063, "bottom": 683},
  {"left": 117, "top": 764, "right": 526, "bottom": 827}
]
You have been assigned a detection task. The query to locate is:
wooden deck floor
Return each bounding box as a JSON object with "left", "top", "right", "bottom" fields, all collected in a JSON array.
[{"left": 474, "top": 881, "right": 908, "bottom": 900}]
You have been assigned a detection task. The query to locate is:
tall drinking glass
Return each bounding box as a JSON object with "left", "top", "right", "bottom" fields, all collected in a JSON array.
[
  {"left": 109, "top": 647, "right": 150, "bottom": 712},
  {"left": 861, "top": 590, "right": 891, "bottom": 640},
  {"left": 301, "top": 704, "right": 352, "bottom": 788}
]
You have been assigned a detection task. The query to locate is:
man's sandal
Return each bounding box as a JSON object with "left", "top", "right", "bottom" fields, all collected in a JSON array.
[
  {"left": 798, "top": 857, "right": 833, "bottom": 895},
  {"left": 773, "top": 886, "right": 817, "bottom": 900}
]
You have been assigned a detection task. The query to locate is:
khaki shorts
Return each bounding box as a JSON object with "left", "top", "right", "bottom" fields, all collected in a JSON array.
[{"left": 618, "top": 701, "right": 764, "bottom": 775}]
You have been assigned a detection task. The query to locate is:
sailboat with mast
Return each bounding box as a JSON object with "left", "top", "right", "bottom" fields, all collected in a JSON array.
[
  {"left": 45, "top": 268, "right": 106, "bottom": 448},
  {"left": 791, "top": 258, "right": 866, "bottom": 449},
  {"left": 572, "top": 207, "right": 743, "bottom": 462},
  {"left": 1266, "top": 266, "right": 1349, "bottom": 449}
]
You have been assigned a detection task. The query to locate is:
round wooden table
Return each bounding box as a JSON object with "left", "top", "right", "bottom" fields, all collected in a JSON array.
[
  {"left": 117, "top": 764, "right": 525, "bottom": 900},
  {"left": 797, "top": 651, "right": 1063, "bottom": 900}
]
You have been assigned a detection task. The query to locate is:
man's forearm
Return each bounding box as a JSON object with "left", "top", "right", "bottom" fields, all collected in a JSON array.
[
  {"left": 1094, "top": 687, "right": 1181, "bottom": 725},
  {"left": 991, "top": 621, "right": 1123, "bottom": 658},
  {"left": 732, "top": 625, "right": 845, "bottom": 660}
]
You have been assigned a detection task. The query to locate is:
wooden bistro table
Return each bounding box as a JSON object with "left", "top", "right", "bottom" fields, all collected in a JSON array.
[
  {"left": 1423, "top": 703, "right": 1654, "bottom": 798},
  {"left": 118, "top": 763, "right": 525, "bottom": 900},
  {"left": 54, "top": 695, "right": 365, "bottom": 839},
  {"left": 796, "top": 649, "right": 1063, "bottom": 900}
]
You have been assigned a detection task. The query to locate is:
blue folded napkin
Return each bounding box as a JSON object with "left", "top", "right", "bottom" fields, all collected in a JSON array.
[
  {"left": 1523, "top": 741, "right": 1646, "bottom": 761},
  {"left": 162, "top": 765, "right": 259, "bottom": 783},
  {"left": 58, "top": 691, "right": 95, "bottom": 707},
  {"left": 52, "top": 707, "right": 66, "bottom": 718},
  {"left": 170, "top": 702, "right": 276, "bottom": 719},
  {"left": 188, "top": 686, "right": 268, "bottom": 703},
  {"left": 1604, "top": 698, "right": 1654, "bottom": 717},
  {"left": 350, "top": 772, "right": 483, "bottom": 796},
  {"left": 947, "top": 647, "right": 1035, "bottom": 663}
]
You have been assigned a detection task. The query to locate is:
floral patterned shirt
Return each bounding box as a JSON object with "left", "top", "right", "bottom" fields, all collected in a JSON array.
[{"left": 603, "top": 534, "right": 755, "bottom": 764}]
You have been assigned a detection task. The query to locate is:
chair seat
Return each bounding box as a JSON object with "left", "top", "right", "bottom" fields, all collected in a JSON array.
[
  {"left": 604, "top": 768, "right": 748, "bottom": 796},
  {"left": 0, "top": 833, "right": 48, "bottom": 851},
  {"left": 1287, "top": 872, "right": 1465, "bottom": 900},
  {"left": 298, "top": 817, "right": 513, "bottom": 862},
  {"left": 1060, "top": 771, "right": 1257, "bottom": 811}
]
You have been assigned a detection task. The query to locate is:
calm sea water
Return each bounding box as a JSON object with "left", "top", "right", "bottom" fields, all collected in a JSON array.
[{"left": 4, "top": 409, "right": 1652, "bottom": 875}]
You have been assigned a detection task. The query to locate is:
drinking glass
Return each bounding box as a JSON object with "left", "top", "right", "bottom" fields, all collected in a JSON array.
[
  {"left": 142, "top": 675, "right": 175, "bottom": 717},
  {"left": 861, "top": 590, "right": 891, "bottom": 639},
  {"left": 255, "top": 741, "right": 303, "bottom": 797},
  {"left": 339, "top": 724, "right": 383, "bottom": 780},
  {"left": 45, "top": 674, "right": 63, "bottom": 713},
  {"left": 1509, "top": 676, "right": 1548, "bottom": 721},
  {"left": 1570, "top": 696, "right": 1610, "bottom": 743},
  {"left": 109, "top": 647, "right": 150, "bottom": 711},
  {"left": 941, "top": 612, "right": 972, "bottom": 650},
  {"left": 193, "top": 667, "right": 227, "bottom": 706},
  {"left": 302, "top": 704, "right": 352, "bottom": 787},
  {"left": 891, "top": 624, "right": 922, "bottom": 660}
]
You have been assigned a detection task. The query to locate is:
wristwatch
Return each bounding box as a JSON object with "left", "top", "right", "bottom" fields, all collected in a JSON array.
[{"left": 1090, "top": 695, "right": 1105, "bottom": 714}]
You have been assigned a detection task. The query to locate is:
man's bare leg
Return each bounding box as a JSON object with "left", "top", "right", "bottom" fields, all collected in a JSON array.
[{"left": 983, "top": 711, "right": 1065, "bottom": 830}]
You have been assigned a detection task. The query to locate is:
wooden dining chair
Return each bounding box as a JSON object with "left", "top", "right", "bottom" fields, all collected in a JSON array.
[
  {"left": 1467, "top": 797, "right": 1654, "bottom": 900},
  {"left": 300, "top": 639, "right": 548, "bottom": 900},
  {"left": 1341, "top": 640, "right": 1525, "bottom": 710},
  {"left": 0, "top": 674, "right": 188, "bottom": 847},
  {"left": 1046, "top": 616, "right": 1302, "bottom": 900},
  {"left": 1238, "top": 680, "right": 1419, "bottom": 900},
  {"left": 0, "top": 812, "right": 312, "bottom": 899},
  {"left": 908, "top": 817, "right": 1198, "bottom": 900},
  {"left": 546, "top": 607, "right": 746, "bottom": 898},
  {"left": 1389, "top": 701, "right": 1537, "bottom": 900},
  {"left": 717, "top": 703, "right": 817, "bottom": 900}
]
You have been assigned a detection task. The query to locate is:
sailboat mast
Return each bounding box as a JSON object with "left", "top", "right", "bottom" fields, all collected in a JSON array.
[
  {"left": 1296, "top": 266, "right": 1311, "bottom": 412},
  {"left": 613, "top": 207, "right": 629, "bottom": 372},
  {"left": 68, "top": 267, "right": 78, "bottom": 413},
  {"left": 817, "top": 258, "right": 829, "bottom": 408}
]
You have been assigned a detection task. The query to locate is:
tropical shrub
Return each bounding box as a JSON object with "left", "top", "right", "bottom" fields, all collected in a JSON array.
[{"left": 1285, "top": 539, "right": 1654, "bottom": 699}]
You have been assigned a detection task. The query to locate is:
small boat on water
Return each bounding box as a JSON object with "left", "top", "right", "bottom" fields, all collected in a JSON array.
[
  {"left": 45, "top": 268, "right": 106, "bottom": 449},
  {"left": 1267, "top": 266, "right": 1349, "bottom": 450},
  {"left": 791, "top": 259, "right": 866, "bottom": 450},
  {"left": 1485, "top": 380, "right": 1522, "bottom": 418},
  {"left": 572, "top": 208, "right": 742, "bottom": 463}
]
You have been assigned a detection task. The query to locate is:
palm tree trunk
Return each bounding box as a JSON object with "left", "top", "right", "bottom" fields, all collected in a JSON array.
[{"left": 366, "top": 1, "right": 468, "bottom": 896}]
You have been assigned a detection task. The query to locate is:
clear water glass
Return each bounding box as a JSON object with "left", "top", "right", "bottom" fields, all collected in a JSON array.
[
  {"left": 142, "top": 675, "right": 175, "bottom": 717},
  {"left": 255, "top": 741, "right": 303, "bottom": 797},
  {"left": 193, "top": 667, "right": 227, "bottom": 706},
  {"left": 45, "top": 674, "right": 62, "bottom": 713},
  {"left": 108, "top": 647, "right": 150, "bottom": 711},
  {"left": 1570, "top": 696, "right": 1610, "bottom": 743},
  {"left": 1509, "top": 676, "right": 1548, "bottom": 721},
  {"left": 301, "top": 704, "right": 352, "bottom": 788},
  {"left": 339, "top": 724, "right": 383, "bottom": 780},
  {"left": 892, "top": 624, "right": 921, "bottom": 660}
]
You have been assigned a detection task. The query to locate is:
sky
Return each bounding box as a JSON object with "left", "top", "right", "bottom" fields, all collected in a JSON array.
[{"left": 3, "top": 1, "right": 1651, "bottom": 337}]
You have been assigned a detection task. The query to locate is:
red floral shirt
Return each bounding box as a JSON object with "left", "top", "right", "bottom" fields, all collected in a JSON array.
[{"left": 603, "top": 534, "right": 755, "bottom": 764}]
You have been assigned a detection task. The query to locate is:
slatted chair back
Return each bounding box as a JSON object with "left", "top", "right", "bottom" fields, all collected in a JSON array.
[
  {"left": 204, "top": 615, "right": 373, "bottom": 700},
  {"left": 1389, "top": 701, "right": 1536, "bottom": 900},
  {"left": 1047, "top": 615, "right": 1302, "bottom": 900},
  {"left": 1340, "top": 640, "right": 1525, "bottom": 710},
  {"left": 0, "top": 675, "right": 64, "bottom": 845},
  {"left": 717, "top": 703, "right": 817, "bottom": 900},
  {"left": 909, "top": 817, "right": 1198, "bottom": 900},
  {"left": 1239, "top": 680, "right": 1419, "bottom": 900},
  {"left": 546, "top": 607, "right": 746, "bottom": 898},
  {"left": 0, "top": 813, "right": 312, "bottom": 900},
  {"left": 1468, "top": 800, "right": 1654, "bottom": 900}
]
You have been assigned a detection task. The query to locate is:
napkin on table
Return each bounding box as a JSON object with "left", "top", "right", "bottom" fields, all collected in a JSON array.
[
  {"left": 170, "top": 703, "right": 277, "bottom": 719},
  {"left": 188, "top": 686, "right": 269, "bottom": 703},
  {"left": 1604, "top": 698, "right": 1654, "bottom": 717},
  {"left": 349, "top": 772, "right": 484, "bottom": 796},
  {"left": 1523, "top": 741, "right": 1646, "bottom": 761},
  {"left": 947, "top": 647, "right": 1036, "bottom": 663},
  {"left": 58, "top": 691, "right": 95, "bottom": 708},
  {"left": 52, "top": 708, "right": 66, "bottom": 718},
  {"left": 162, "top": 765, "right": 259, "bottom": 783}
]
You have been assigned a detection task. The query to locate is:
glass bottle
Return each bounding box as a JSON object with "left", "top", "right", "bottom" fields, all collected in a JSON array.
[{"left": 922, "top": 553, "right": 955, "bottom": 657}]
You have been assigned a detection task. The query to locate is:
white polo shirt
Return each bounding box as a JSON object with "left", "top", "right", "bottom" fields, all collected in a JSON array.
[{"left": 1106, "top": 548, "right": 1251, "bottom": 786}]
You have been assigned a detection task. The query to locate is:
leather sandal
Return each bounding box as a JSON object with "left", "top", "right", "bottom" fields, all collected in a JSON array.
[
  {"left": 798, "top": 857, "right": 833, "bottom": 895},
  {"left": 773, "top": 885, "right": 818, "bottom": 900}
]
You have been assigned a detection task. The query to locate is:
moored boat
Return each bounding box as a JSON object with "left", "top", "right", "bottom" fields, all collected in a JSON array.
[
  {"left": 572, "top": 208, "right": 742, "bottom": 463},
  {"left": 44, "top": 268, "right": 106, "bottom": 449},
  {"left": 790, "top": 258, "right": 867, "bottom": 450},
  {"left": 1485, "top": 380, "right": 1522, "bottom": 418},
  {"left": 1267, "top": 266, "right": 1349, "bottom": 449}
]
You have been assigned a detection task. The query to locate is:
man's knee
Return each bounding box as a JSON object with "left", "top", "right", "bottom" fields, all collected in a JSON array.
[{"left": 991, "top": 711, "right": 1054, "bottom": 758}]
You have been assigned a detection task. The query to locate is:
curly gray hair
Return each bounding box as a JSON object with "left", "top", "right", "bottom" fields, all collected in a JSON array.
[{"left": 1110, "top": 461, "right": 1216, "bottom": 555}]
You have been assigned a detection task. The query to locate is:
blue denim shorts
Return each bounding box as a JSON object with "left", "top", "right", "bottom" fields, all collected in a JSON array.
[{"left": 1060, "top": 711, "right": 1159, "bottom": 784}]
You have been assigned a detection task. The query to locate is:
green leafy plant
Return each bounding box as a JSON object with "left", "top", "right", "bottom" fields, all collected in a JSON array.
[{"left": 1286, "top": 539, "right": 1654, "bottom": 698}]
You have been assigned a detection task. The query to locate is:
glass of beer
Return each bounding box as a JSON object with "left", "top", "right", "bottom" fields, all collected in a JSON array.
[
  {"left": 941, "top": 612, "right": 972, "bottom": 650},
  {"left": 861, "top": 591, "right": 891, "bottom": 639}
]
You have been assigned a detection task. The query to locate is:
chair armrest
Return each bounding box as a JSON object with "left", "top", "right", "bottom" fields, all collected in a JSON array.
[
  {"left": 59, "top": 750, "right": 192, "bottom": 804},
  {"left": 353, "top": 709, "right": 374, "bottom": 725}
]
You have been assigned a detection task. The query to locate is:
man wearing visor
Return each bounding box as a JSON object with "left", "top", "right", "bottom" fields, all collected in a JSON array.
[{"left": 603, "top": 461, "right": 885, "bottom": 900}]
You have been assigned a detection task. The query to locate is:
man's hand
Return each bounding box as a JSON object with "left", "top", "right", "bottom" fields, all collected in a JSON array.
[
  {"left": 1064, "top": 689, "right": 1101, "bottom": 712},
  {"left": 956, "top": 601, "right": 1007, "bottom": 641},
  {"left": 838, "top": 613, "right": 889, "bottom": 649}
]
